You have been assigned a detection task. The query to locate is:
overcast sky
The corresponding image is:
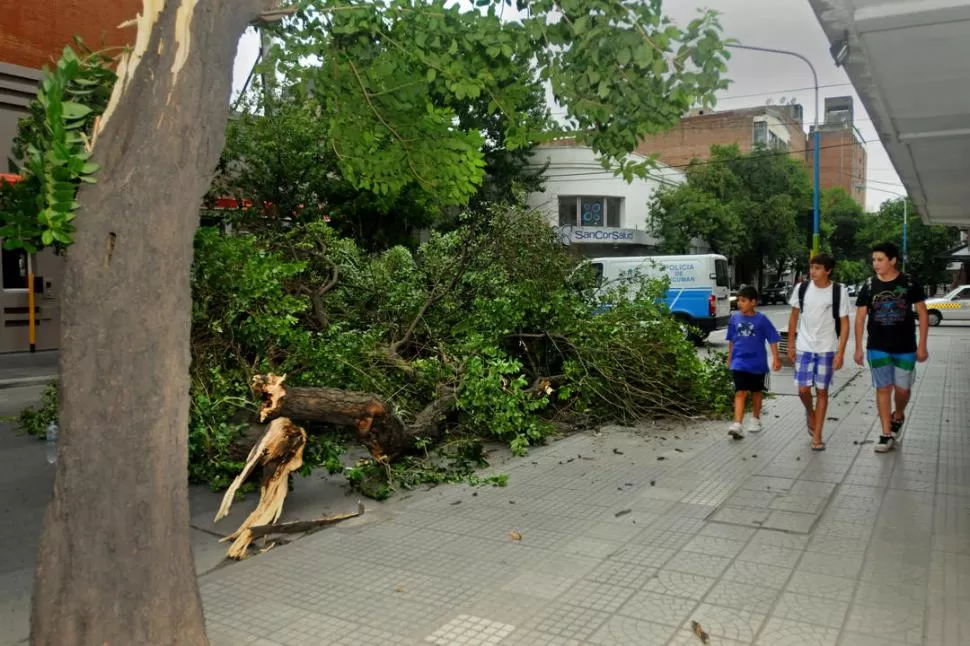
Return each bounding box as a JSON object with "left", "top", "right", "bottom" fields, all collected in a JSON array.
[{"left": 230, "top": 0, "right": 904, "bottom": 212}]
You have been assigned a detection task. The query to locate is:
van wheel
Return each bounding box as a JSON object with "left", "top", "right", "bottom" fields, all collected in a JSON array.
[
  {"left": 927, "top": 310, "right": 942, "bottom": 327},
  {"left": 675, "top": 316, "right": 705, "bottom": 345}
]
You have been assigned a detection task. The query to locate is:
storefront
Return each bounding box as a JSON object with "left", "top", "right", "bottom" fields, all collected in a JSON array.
[{"left": 556, "top": 225, "right": 658, "bottom": 257}]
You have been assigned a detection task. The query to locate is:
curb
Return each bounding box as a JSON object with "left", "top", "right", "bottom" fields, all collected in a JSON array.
[{"left": 0, "top": 375, "right": 58, "bottom": 390}]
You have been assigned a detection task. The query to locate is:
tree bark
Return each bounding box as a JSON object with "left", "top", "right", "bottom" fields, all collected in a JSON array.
[{"left": 31, "top": 2, "right": 273, "bottom": 644}]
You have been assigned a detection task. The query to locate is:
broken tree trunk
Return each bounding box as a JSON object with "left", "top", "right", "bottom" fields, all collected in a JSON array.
[
  {"left": 250, "top": 374, "right": 449, "bottom": 461},
  {"left": 215, "top": 418, "right": 307, "bottom": 560},
  {"left": 217, "top": 381, "right": 460, "bottom": 557}
]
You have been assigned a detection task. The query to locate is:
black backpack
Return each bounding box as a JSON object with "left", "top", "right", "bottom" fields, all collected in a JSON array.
[{"left": 797, "top": 281, "right": 844, "bottom": 338}]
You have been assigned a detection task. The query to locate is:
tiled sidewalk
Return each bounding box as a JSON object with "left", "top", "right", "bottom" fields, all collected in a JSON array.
[{"left": 200, "top": 330, "right": 970, "bottom": 646}]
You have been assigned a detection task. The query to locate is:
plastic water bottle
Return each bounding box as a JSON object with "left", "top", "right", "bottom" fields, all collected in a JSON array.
[{"left": 45, "top": 422, "right": 58, "bottom": 464}]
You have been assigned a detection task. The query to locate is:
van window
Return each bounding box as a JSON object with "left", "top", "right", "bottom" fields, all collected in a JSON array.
[
  {"left": 714, "top": 259, "right": 730, "bottom": 287},
  {"left": 591, "top": 263, "right": 604, "bottom": 287}
]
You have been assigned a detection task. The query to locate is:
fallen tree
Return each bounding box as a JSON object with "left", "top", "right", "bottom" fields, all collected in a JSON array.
[{"left": 188, "top": 210, "right": 734, "bottom": 502}]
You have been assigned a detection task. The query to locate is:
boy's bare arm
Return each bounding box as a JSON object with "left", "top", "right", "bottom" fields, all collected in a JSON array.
[
  {"left": 835, "top": 316, "right": 850, "bottom": 369},
  {"left": 769, "top": 342, "right": 782, "bottom": 371},
  {"left": 786, "top": 308, "right": 799, "bottom": 361},
  {"left": 915, "top": 302, "right": 930, "bottom": 362},
  {"left": 854, "top": 306, "right": 867, "bottom": 365},
  {"left": 727, "top": 341, "right": 733, "bottom": 367}
]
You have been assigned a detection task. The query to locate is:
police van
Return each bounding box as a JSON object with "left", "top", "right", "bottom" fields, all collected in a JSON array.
[{"left": 588, "top": 254, "right": 732, "bottom": 341}]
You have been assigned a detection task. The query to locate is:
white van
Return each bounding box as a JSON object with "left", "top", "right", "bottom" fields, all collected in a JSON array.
[{"left": 589, "top": 254, "right": 732, "bottom": 339}]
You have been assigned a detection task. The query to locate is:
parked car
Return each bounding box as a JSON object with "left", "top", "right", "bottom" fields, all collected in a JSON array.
[
  {"left": 924, "top": 285, "right": 970, "bottom": 326},
  {"left": 761, "top": 281, "right": 791, "bottom": 305},
  {"left": 846, "top": 283, "right": 859, "bottom": 298}
]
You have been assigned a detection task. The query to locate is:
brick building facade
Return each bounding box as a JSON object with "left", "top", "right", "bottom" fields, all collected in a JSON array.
[
  {"left": 809, "top": 96, "right": 868, "bottom": 207},
  {"left": 0, "top": 1, "right": 138, "bottom": 71},
  {"left": 0, "top": 0, "right": 139, "bottom": 352},
  {"left": 636, "top": 98, "right": 868, "bottom": 208},
  {"left": 636, "top": 104, "right": 809, "bottom": 170}
]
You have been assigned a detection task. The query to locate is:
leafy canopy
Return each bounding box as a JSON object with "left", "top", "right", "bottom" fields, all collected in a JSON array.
[
  {"left": 273, "top": 0, "right": 731, "bottom": 204},
  {"left": 649, "top": 144, "right": 811, "bottom": 282}
]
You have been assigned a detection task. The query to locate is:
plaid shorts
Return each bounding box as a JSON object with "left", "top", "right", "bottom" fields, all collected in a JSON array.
[{"left": 794, "top": 351, "right": 835, "bottom": 391}]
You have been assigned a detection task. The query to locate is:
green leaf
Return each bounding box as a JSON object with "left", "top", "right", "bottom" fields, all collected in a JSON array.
[
  {"left": 62, "top": 102, "right": 92, "bottom": 120},
  {"left": 51, "top": 229, "right": 72, "bottom": 244}
]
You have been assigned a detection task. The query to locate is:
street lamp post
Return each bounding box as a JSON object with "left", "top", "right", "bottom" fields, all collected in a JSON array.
[
  {"left": 902, "top": 198, "right": 908, "bottom": 272},
  {"left": 726, "top": 44, "right": 821, "bottom": 261}
]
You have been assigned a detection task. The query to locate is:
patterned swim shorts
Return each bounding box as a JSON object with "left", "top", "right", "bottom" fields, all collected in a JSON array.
[{"left": 867, "top": 350, "right": 916, "bottom": 390}]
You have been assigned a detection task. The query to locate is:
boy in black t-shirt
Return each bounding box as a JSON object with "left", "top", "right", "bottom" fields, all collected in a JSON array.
[{"left": 854, "top": 242, "right": 929, "bottom": 453}]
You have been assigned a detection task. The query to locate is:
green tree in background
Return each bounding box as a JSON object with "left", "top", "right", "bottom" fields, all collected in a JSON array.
[
  {"left": 649, "top": 144, "right": 811, "bottom": 287},
  {"left": 856, "top": 198, "right": 960, "bottom": 295}
]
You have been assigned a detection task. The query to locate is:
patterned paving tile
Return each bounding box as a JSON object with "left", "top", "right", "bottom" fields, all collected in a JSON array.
[
  {"left": 755, "top": 617, "right": 839, "bottom": 646},
  {"left": 683, "top": 604, "right": 765, "bottom": 642},
  {"left": 588, "top": 616, "right": 678, "bottom": 646},
  {"left": 424, "top": 615, "right": 515, "bottom": 646},
  {"left": 616, "top": 590, "right": 697, "bottom": 627}
]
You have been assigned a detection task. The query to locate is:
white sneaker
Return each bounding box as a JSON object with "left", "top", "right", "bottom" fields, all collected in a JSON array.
[
  {"left": 747, "top": 418, "right": 763, "bottom": 433},
  {"left": 728, "top": 422, "right": 744, "bottom": 439}
]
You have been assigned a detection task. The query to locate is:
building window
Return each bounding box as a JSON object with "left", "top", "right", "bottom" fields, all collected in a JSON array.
[
  {"left": 558, "top": 196, "right": 622, "bottom": 227},
  {"left": 1, "top": 246, "right": 29, "bottom": 290},
  {"left": 768, "top": 132, "right": 788, "bottom": 151},
  {"left": 753, "top": 121, "right": 767, "bottom": 146}
]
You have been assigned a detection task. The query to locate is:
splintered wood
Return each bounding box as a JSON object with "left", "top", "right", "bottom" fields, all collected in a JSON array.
[{"left": 215, "top": 417, "right": 307, "bottom": 559}]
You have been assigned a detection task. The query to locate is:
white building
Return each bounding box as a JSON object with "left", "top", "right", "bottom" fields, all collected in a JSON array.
[{"left": 526, "top": 144, "right": 708, "bottom": 257}]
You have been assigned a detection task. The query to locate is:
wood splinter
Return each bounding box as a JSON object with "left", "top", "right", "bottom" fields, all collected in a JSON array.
[{"left": 215, "top": 417, "right": 307, "bottom": 560}]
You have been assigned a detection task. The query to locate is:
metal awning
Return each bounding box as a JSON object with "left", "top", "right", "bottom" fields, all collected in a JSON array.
[{"left": 807, "top": 0, "right": 970, "bottom": 226}]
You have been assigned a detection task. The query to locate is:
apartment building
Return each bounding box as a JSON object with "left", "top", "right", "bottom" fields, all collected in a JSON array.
[{"left": 636, "top": 96, "right": 868, "bottom": 207}]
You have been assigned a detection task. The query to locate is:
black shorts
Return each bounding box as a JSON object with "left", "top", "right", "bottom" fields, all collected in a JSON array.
[{"left": 732, "top": 370, "right": 767, "bottom": 393}]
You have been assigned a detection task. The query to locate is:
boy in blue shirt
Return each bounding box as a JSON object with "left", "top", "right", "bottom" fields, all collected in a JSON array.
[{"left": 726, "top": 286, "right": 782, "bottom": 439}]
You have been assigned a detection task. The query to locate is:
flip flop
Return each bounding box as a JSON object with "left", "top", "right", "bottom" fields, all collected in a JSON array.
[{"left": 811, "top": 443, "right": 826, "bottom": 451}]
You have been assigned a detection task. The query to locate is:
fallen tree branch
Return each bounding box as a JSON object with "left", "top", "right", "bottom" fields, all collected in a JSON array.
[
  {"left": 389, "top": 235, "right": 475, "bottom": 357},
  {"left": 249, "top": 373, "right": 454, "bottom": 461},
  {"left": 526, "top": 375, "right": 565, "bottom": 396},
  {"left": 248, "top": 501, "right": 365, "bottom": 539}
]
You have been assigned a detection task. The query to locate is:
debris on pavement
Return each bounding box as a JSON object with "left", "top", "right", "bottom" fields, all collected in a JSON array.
[{"left": 691, "top": 620, "right": 710, "bottom": 644}]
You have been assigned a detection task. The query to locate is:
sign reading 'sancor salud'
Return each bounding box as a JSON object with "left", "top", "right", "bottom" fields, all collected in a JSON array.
[{"left": 559, "top": 226, "right": 650, "bottom": 245}]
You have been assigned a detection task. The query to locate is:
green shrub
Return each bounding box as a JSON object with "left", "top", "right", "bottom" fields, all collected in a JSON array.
[{"left": 3, "top": 381, "right": 59, "bottom": 437}]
